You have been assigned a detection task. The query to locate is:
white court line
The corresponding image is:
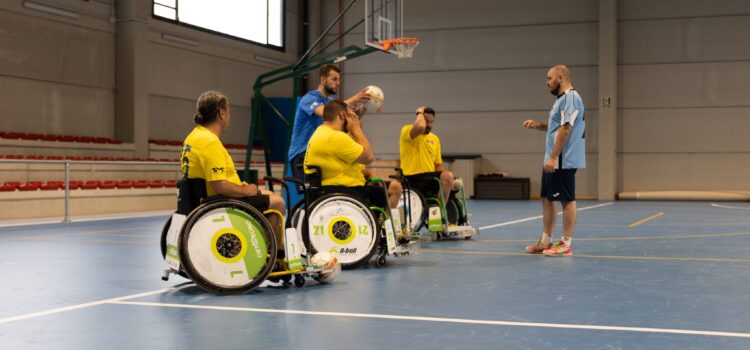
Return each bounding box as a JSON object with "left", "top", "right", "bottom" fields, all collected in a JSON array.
[
  {"left": 113, "top": 300, "right": 750, "bottom": 339},
  {"left": 0, "top": 288, "right": 176, "bottom": 325},
  {"left": 479, "top": 202, "right": 613, "bottom": 230},
  {"left": 711, "top": 203, "right": 750, "bottom": 210}
]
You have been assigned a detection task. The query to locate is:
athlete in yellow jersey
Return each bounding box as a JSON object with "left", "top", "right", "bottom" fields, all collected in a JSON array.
[
  {"left": 180, "top": 91, "right": 285, "bottom": 242},
  {"left": 305, "top": 100, "right": 402, "bottom": 208},
  {"left": 399, "top": 106, "right": 460, "bottom": 202}
]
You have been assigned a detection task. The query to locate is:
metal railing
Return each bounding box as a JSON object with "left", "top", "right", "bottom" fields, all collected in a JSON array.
[{"left": 0, "top": 159, "right": 179, "bottom": 223}]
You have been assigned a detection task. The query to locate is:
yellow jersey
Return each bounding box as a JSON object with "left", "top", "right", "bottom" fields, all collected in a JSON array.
[
  {"left": 180, "top": 125, "right": 240, "bottom": 196},
  {"left": 304, "top": 125, "right": 366, "bottom": 186},
  {"left": 399, "top": 125, "right": 442, "bottom": 176}
]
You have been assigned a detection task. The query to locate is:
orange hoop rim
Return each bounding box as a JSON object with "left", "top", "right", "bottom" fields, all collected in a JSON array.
[{"left": 381, "top": 37, "right": 420, "bottom": 51}]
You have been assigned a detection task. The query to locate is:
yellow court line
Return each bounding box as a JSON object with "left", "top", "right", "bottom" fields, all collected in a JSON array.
[
  {"left": 471, "top": 231, "right": 750, "bottom": 243},
  {"left": 628, "top": 212, "right": 665, "bottom": 228},
  {"left": 422, "top": 248, "right": 750, "bottom": 263}
]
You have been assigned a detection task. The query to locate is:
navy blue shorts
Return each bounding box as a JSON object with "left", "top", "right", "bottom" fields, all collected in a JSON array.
[{"left": 540, "top": 169, "right": 577, "bottom": 202}]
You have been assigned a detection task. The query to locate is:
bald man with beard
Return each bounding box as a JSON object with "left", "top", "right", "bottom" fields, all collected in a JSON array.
[{"left": 522, "top": 65, "right": 586, "bottom": 257}]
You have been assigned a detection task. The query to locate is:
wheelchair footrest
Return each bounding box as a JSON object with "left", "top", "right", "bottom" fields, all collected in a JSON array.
[{"left": 445, "top": 225, "right": 477, "bottom": 238}]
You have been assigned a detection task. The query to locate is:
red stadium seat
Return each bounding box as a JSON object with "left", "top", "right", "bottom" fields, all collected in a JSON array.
[
  {"left": 148, "top": 180, "right": 165, "bottom": 188},
  {"left": 167, "top": 140, "right": 182, "bottom": 146},
  {"left": 58, "top": 135, "right": 75, "bottom": 142},
  {"left": 93, "top": 137, "right": 110, "bottom": 144},
  {"left": 81, "top": 180, "right": 100, "bottom": 190},
  {"left": 66, "top": 181, "right": 82, "bottom": 190},
  {"left": 116, "top": 180, "right": 134, "bottom": 189},
  {"left": 133, "top": 180, "right": 150, "bottom": 188},
  {"left": 99, "top": 156, "right": 114, "bottom": 161},
  {"left": 7, "top": 155, "right": 24, "bottom": 159},
  {"left": 18, "top": 181, "right": 43, "bottom": 191},
  {"left": 99, "top": 180, "right": 117, "bottom": 189},
  {"left": 74, "top": 136, "right": 94, "bottom": 143},
  {"left": 21, "top": 133, "right": 41, "bottom": 140},
  {"left": 45, "top": 155, "right": 64, "bottom": 160},
  {"left": 0, "top": 182, "right": 20, "bottom": 191},
  {"left": 164, "top": 179, "right": 177, "bottom": 187},
  {"left": 25, "top": 155, "right": 44, "bottom": 160},
  {"left": 65, "top": 156, "right": 82, "bottom": 161},
  {"left": 41, "top": 181, "right": 64, "bottom": 190},
  {"left": 150, "top": 139, "right": 169, "bottom": 146},
  {"left": 41, "top": 134, "right": 58, "bottom": 141},
  {"left": 107, "top": 139, "right": 123, "bottom": 144}
]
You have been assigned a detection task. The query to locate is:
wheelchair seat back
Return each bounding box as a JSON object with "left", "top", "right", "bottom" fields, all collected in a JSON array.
[
  {"left": 304, "top": 164, "right": 323, "bottom": 202},
  {"left": 176, "top": 177, "right": 208, "bottom": 215}
]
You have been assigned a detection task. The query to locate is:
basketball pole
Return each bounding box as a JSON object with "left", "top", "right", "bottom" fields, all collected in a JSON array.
[{"left": 243, "top": 0, "right": 380, "bottom": 188}]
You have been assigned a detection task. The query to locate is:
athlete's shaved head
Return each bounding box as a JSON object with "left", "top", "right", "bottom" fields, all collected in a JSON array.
[
  {"left": 547, "top": 65, "right": 572, "bottom": 96},
  {"left": 549, "top": 65, "right": 571, "bottom": 82}
]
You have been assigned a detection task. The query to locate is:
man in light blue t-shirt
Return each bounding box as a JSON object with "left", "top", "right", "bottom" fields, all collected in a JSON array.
[
  {"left": 522, "top": 65, "right": 586, "bottom": 257},
  {"left": 288, "top": 64, "right": 370, "bottom": 181}
]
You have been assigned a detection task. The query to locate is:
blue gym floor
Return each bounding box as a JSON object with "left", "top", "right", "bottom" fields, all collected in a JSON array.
[{"left": 2, "top": 200, "right": 750, "bottom": 349}]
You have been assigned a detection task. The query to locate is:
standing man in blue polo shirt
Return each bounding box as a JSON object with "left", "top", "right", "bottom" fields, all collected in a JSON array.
[
  {"left": 288, "top": 64, "right": 370, "bottom": 181},
  {"left": 522, "top": 65, "right": 586, "bottom": 257}
]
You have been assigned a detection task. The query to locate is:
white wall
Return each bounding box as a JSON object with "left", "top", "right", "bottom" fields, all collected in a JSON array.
[
  {"left": 618, "top": 0, "right": 750, "bottom": 191},
  {"left": 321, "top": 0, "right": 600, "bottom": 198},
  {"left": 316, "top": 0, "right": 750, "bottom": 196},
  {"left": 0, "top": 0, "right": 300, "bottom": 146}
]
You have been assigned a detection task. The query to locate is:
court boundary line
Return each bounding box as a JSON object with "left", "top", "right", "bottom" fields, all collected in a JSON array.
[
  {"left": 470, "top": 231, "right": 750, "bottom": 243},
  {"left": 111, "top": 300, "right": 750, "bottom": 339},
  {"left": 422, "top": 248, "right": 750, "bottom": 263},
  {"left": 627, "top": 212, "right": 664, "bottom": 228},
  {"left": 0, "top": 287, "right": 177, "bottom": 325},
  {"left": 712, "top": 203, "right": 750, "bottom": 210},
  {"left": 478, "top": 202, "right": 613, "bottom": 231}
]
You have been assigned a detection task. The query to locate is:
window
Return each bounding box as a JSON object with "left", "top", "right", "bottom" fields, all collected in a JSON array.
[{"left": 153, "top": 0, "right": 284, "bottom": 49}]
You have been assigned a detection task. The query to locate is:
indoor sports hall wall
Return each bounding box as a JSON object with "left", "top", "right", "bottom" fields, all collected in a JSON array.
[
  {"left": 0, "top": 0, "right": 300, "bottom": 154},
  {"left": 320, "top": 0, "right": 600, "bottom": 198},
  {"left": 617, "top": 0, "right": 750, "bottom": 192},
  {"left": 319, "top": 0, "right": 750, "bottom": 197}
]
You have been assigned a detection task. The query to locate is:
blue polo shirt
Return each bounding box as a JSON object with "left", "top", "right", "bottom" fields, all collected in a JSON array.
[
  {"left": 545, "top": 89, "right": 586, "bottom": 169},
  {"left": 287, "top": 90, "right": 334, "bottom": 160}
]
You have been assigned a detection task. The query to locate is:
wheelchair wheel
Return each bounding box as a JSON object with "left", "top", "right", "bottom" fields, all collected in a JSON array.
[
  {"left": 160, "top": 214, "right": 188, "bottom": 278},
  {"left": 397, "top": 188, "right": 427, "bottom": 233},
  {"left": 178, "top": 199, "right": 277, "bottom": 295},
  {"left": 303, "top": 193, "right": 379, "bottom": 269}
]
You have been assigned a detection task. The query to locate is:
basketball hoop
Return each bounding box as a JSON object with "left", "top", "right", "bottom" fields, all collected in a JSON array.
[{"left": 381, "top": 38, "right": 420, "bottom": 59}]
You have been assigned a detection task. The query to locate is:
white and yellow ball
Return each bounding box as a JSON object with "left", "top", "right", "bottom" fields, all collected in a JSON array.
[
  {"left": 311, "top": 252, "right": 341, "bottom": 283},
  {"left": 354, "top": 85, "right": 384, "bottom": 113}
]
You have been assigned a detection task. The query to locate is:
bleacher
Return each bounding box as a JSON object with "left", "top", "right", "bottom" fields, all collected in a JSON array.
[{"left": 0, "top": 131, "right": 283, "bottom": 221}]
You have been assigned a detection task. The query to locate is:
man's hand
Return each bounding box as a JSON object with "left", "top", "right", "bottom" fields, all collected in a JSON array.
[
  {"left": 344, "top": 110, "right": 362, "bottom": 133},
  {"left": 354, "top": 88, "right": 371, "bottom": 103},
  {"left": 522, "top": 120, "right": 539, "bottom": 129},
  {"left": 544, "top": 157, "right": 557, "bottom": 173},
  {"left": 346, "top": 88, "right": 371, "bottom": 114},
  {"left": 241, "top": 182, "right": 258, "bottom": 196}
]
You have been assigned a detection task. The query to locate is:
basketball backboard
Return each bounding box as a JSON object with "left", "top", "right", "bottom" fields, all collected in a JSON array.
[{"left": 365, "top": 0, "right": 403, "bottom": 53}]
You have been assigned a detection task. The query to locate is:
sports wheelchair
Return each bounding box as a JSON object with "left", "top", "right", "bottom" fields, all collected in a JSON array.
[
  {"left": 395, "top": 168, "right": 478, "bottom": 240},
  {"left": 286, "top": 165, "right": 420, "bottom": 270},
  {"left": 160, "top": 177, "right": 339, "bottom": 295}
]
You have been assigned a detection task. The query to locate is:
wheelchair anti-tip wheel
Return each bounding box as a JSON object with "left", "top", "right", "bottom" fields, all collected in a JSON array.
[
  {"left": 303, "top": 193, "right": 379, "bottom": 269},
  {"left": 160, "top": 214, "right": 189, "bottom": 279},
  {"left": 178, "top": 199, "right": 277, "bottom": 295},
  {"left": 397, "top": 188, "right": 427, "bottom": 233}
]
